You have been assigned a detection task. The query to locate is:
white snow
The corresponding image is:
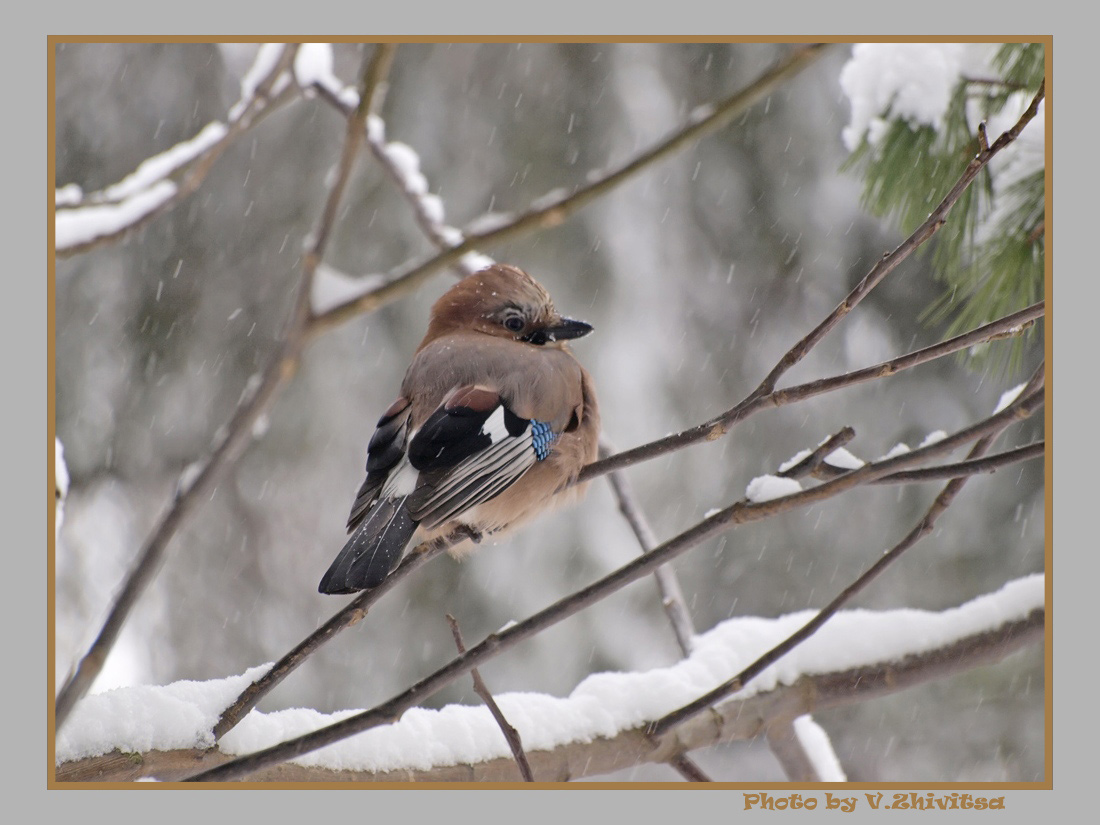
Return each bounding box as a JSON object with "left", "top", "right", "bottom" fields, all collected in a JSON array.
[
  {"left": 746, "top": 475, "right": 803, "bottom": 503},
  {"left": 293, "top": 44, "right": 335, "bottom": 88},
  {"left": 792, "top": 716, "right": 847, "bottom": 782},
  {"left": 310, "top": 264, "right": 386, "bottom": 315},
  {"left": 56, "top": 664, "right": 271, "bottom": 761},
  {"left": 529, "top": 187, "right": 570, "bottom": 212},
  {"left": 383, "top": 142, "right": 428, "bottom": 196},
  {"left": 55, "top": 183, "right": 83, "bottom": 207},
  {"left": 880, "top": 442, "right": 911, "bottom": 460},
  {"left": 366, "top": 114, "right": 385, "bottom": 143},
  {"left": 55, "top": 438, "right": 69, "bottom": 541},
  {"left": 56, "top": 181, "right": 176, "bottom": 251},
  {"left": 176, "top": 461, "right": 204, "bottom": 497},
  {"left": 55, "top": 575, "right": 1043, "bottom": 775},
  {"left": 55, "top": 438, "right": 70, "bottom": 499},
  {"left": 994, "top": 382, "right": 1028, "bottom": 414},
  {"left": 778, "top": 449, "right": 812, "bottom": 474},
  {"left": 465, "top": 212, "right": 515, "bottom": 235},
  {"left": 840, "top": 44, "right": 975, "bottom": 151},
  {"left": 689, "top": 102, "right": 716, "bottom": 124},
  {"left": 420, "top": 193, "right": 445, "bottom": 225},
  {"left": 840, "top": 44, "right": 1045, "bottom": 244},
  {"left": 99, "top": 122, "right": 228, "bottom": 203},
  {"left": 824, "top": 447, "right": 865, "bottom": 470},
  {"left": 439, "top": 225, "right": 464, "bottom": 246},
  {"left": 778, "top": 444, "right": 864, "bottom": 474},
  {"left": 232, "top": 44, "right": 286, "bottom": 120},
  {"left": 460, "top": 251, "right": 497, "bottom": 273},
  {"left": 292, "top": 44, "right": 360, "bottom": 110},
  {"left": 918, "top": 430, "right": 948, "bottom": 448}
]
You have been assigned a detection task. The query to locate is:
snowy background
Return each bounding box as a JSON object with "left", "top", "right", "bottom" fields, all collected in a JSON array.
[{"left": 53, "top": 42, "right": 1045, "bottom": 781}]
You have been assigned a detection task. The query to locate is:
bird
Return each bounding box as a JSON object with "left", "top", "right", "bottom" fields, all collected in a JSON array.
[{"left": 318, "top": 263, "right": 600, "bottom": 594}]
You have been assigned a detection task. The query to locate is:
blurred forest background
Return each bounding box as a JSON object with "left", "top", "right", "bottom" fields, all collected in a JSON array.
[{"left": 53, "top": 42, "right": 1045, "bottom": 781}]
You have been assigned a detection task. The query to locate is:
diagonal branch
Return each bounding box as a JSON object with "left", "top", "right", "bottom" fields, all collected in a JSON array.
[
  {"left": 54, "top": 46, "right": 396, "bottom": 731},
  {"left": 604, "top": 452, "right": 696, "bottom": 657},
  {"left": 582, "top": 82, "right": 1045, "bottom": 484},
  {"left": 646, "top": 366, "right": 1045, "bottom": 737},
  {"left": 207, "top": 306, "right": 1046, "bottom": 746},
  {"left": 307, "top": 43, "right": 833, "bottom": 335},
  {"left": 446, "top": 614, "right": 534, "bottom": 782},
  {"left": 183, "top": 386, "right": 1043, "bottom": 781},
  {"left": 211, "top": 529, "right": 465, "bottom": 741},
  {"left": 55, "top": 45, "right": 301, "bottom": 257}
]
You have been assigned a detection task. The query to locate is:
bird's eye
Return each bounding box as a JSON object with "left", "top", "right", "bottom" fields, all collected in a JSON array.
[{"left": 504, "top": 316, "right": 525, "bottom": 332}]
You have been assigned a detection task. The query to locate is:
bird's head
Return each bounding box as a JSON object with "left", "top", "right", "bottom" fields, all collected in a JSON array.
[{"left": 425, "top": 264, "right": 594, "bottom": 348}]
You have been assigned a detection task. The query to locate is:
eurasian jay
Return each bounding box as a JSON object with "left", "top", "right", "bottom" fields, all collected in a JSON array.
[{"left": 319, "top": 264, "right": 600, "bottom": 594}]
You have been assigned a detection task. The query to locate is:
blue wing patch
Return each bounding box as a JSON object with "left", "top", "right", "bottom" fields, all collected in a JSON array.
[{"left": 531, "top": 419, "right": 557, "bottom": 461}]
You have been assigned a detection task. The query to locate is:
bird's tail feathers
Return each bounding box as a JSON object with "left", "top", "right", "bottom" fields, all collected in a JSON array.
[{"left": 318, "top": 496, "right": 418, "bottom": 594}]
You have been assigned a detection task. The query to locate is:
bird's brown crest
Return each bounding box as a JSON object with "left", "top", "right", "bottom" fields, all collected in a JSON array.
[{"left": 422, "top": 264, "right": 559, "bottom": 345}]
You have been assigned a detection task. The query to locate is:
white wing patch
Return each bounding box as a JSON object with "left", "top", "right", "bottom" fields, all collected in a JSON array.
[
  {"left": 478, "top": 406, "right": 511, "bottom": 444},
  {"left": 379, "top": 455, "right": 419, "bottom": 499},
  {"left": 410, "top": 425, "right": 537, "bottom": 530}
]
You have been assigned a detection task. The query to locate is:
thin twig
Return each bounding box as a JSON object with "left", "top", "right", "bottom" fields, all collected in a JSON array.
[
  {"left": 55, "top": 48, "right": 396, "bottom": 731},
  {"left": 307, "top": 44, "right": 832, "bottom": 335},
  {"left": 863, "top": 441, "right": 1042, "bottom": 485},
  {"left": 777, "top": 428, "right": 856, "bottom": 479},
  {"left": 183, "top": 387, "right": 1043, "bottom": 781},
  {"left": 446, "top": 614, "right": 534, "bottom": 782},
  {"left": 581, "top": 83, "right": 1045, "bottom": 484},
  {"left": 646, "top": 367, "right": 1045, "bottom": 737},
  {"left": 211, "top": 531, "right": 462, "bottom": 741},
  {"left": 312, "top": 74, "right": 490, "bottom": 280},
  {"left": 602, "top": 439, "right": 696, "bottom": 657},
  {"left": 761, "top": 303, "right": 1042, "bottom": 410}
]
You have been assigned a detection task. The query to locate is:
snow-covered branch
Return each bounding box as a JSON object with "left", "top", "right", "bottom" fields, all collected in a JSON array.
[
  {"left": 55, "top": 576, "right": 1043, "bottom": 782},
  {"left": 306, "top": 44, "right": 832, "bottom": 335},
  {"left": 55, "top": 45, "right": 300, "bottom": 256},
  {"left": 54, "top": 45, "right": 396, "bottom": 730}
]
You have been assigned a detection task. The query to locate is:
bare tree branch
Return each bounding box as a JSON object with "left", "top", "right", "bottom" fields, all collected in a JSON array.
[
  {"left": 777, "top": 427, "right": 857, "bottom": 479},
  {"left": 867, "top": 441, "right": 1042, "bottom": 485},
  {"left": 58, "top": 606, "right": 1041, "bottom": 782},
  {"left": 211, "top": 530, "right": 464, "bottom": 741},
  {"left": 207, "top": 306, "right": 1043, "bottom": 740},
  {"left": 181, "top": 385, "right": 1043, "bottom": 781},
  {"left": 603, "top": 448, "right": 696, "bottom": 657},
  {"left": 647, "top": 367, "right": 1045, "bottom": 737},
  {"left": 307, "top": 44, "right": 833, "bottom": 335},
  {"left": 582, "top": 81, "right": 1045, "bottom": 484},
  {"left": 446, "top": 614, "right": 534, "bottom": 782},
  {"left": 55, "top": 47, "right": 396, "bottom": 730}
]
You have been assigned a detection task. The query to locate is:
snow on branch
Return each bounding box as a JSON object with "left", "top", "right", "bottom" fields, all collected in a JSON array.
[
  {"left": 54, "top": 45, "right": 300, "bottom": 256},
  {"left": 307, "top": 44, "right": 832, "bottom": 335},
  {"left": 53, "top": 45, "right": 395, "bottom": 730},
  {"left": 56, "top": 575, "right": 1043, "bottom": 782}
]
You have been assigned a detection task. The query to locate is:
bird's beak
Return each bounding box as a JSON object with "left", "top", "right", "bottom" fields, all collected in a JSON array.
[{"left": 543, "top": 317, "right": 594, "bottom": 342}]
